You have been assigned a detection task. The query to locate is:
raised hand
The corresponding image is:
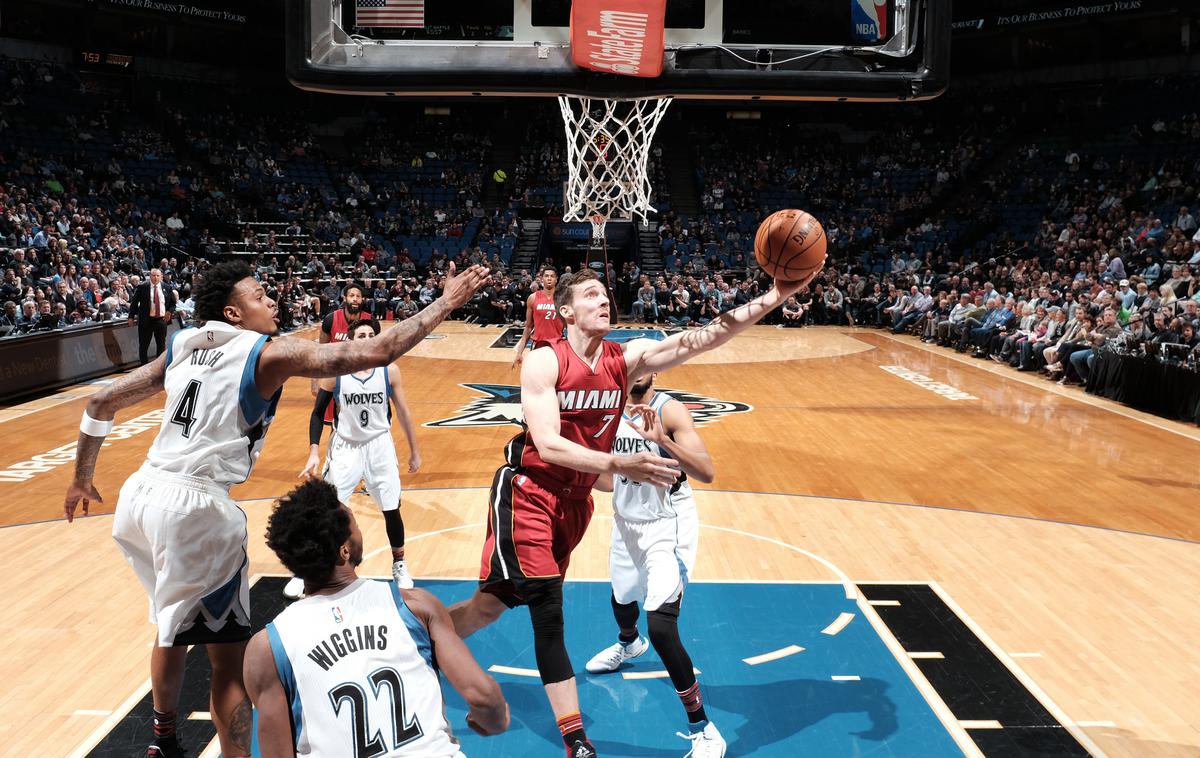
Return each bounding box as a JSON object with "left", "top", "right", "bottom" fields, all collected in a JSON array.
[
  {"left": 628, "top": 404, "right": 667, "bottom": 446},
  {"left": 442, "top": 263, "right": 490, "bottom": 309}
]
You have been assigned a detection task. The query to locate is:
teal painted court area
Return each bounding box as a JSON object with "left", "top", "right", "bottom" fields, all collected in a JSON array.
[
  {"left": 432, "top": 580, "right": 963, "bottom": 758},
  {"left": 224, "top": 579, "right": 966, "bottom": 757},
  {"left": 601, "top": 328, "right": 667, "bottom": 344}
]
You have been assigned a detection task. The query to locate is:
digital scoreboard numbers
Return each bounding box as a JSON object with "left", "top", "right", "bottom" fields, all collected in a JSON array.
[{"left": 78, "top": 51, "right": 135, "bottom": 71}]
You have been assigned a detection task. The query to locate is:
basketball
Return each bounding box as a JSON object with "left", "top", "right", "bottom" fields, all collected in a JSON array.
[{"left": 754, "top": 209, "right": 827, "bottom": 282}]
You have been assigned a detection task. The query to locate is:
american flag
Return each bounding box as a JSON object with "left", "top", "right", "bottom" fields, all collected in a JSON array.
[{"left": 355, "top": 0, "right": 424, "bottom": 28}]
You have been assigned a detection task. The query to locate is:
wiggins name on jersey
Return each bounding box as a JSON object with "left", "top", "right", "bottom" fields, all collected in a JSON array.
[{"left": 266, "top": 578, "right": 460, "bottom": 757}]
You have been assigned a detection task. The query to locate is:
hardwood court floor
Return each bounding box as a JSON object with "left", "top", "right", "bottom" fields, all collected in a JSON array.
[{"left": 0, "top": 323, "right": 1197, "bottom": 757}]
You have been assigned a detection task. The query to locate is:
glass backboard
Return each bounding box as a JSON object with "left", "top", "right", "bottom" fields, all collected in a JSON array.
[{"left": 287, "top": 0, "right": 949, "bottom": 101}]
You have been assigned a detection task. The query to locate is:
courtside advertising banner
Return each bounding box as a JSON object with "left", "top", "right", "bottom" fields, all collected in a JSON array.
[{"left": 570, "top": 0, "right": 667, "bottom": 77}]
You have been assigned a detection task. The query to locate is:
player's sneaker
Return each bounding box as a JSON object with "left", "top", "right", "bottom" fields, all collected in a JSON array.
[
  {"left": 392, "top": 559, "right": 414, "bottom": 589},
  {"left": 677, "top": 723, "right": 726, "bottom": 757},
  {"left": 147, "top": 737, "right": 187, "bottom": 758},
  {"left": 282, "top": 576, "right": 305, "bottom": 600},
  {"left": 567, "top": 739, "right": 597, "bottom": 757},
  {"left": 585, "top": 636, "right": 649, "bottom": 673}
]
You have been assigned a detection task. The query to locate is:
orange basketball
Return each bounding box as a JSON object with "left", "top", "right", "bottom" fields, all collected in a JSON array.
[{"left": 753, "top": 209, "right": 827, "bottom": 282}]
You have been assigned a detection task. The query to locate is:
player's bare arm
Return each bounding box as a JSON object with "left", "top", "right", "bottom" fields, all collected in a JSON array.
[
  {"left": 522, "top": 349, "right": 678, "bottom": 487},
  {"left": 632, "top": 400, "right": 714, "bottom": 483},
  {"left": 622, "top": 272, "right": 818, "bottom": 378},
  {"left": 512, "top": 292, "right": 538, "bottom": 368},
  {"left": 388, "top": 366, "right": 422, "bottom": 473},
  {"left": 65, "top": 354, "right": 169, "bottom": 521},
  {"left": 300, "top": 377, "right": 336, "bottom": 479},
  {"left": 243, "top": 630, "right": 300, "bottom": 758},
  {"left": 404, "top": 587, "right": 509, "bottom": 736},
  {"left": 257, "top": 264, "right": 488, "bottom": 394}
]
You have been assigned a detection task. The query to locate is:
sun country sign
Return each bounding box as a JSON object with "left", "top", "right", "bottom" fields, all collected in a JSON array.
[{"left": 571, "top": 0, "right": 667, "bottom": 77}]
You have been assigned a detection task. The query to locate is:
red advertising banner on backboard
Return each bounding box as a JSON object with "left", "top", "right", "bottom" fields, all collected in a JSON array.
[{"left": 570, "top": 0, "right": 667, "bottom": 78}]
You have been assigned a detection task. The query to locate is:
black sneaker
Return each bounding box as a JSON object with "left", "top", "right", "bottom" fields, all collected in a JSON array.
[
  {"left": 147, "top": 738, "right": 187, "bottom": 758},
  {"left": 568, "top": 739, "right": 598, "bottom": 758}
]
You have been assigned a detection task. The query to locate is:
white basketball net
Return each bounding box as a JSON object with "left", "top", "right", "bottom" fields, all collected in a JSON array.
[{"left": 557, "top": 95, "right": 673, "bottom": 241}]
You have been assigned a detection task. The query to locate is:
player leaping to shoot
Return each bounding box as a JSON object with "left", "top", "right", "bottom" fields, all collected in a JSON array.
[{"left": 449, "top": 265, "right": 819, "bottom": 758}]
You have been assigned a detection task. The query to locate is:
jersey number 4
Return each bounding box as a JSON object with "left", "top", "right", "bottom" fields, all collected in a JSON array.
[
  {"left": 170, "top": 380, "right": 202, "bottom": 438},
  {"left": 329, "top": 666, "right": 424, "bottom": 758}
]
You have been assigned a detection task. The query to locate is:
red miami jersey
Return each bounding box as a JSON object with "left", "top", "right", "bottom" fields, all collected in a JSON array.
[
  {"left": 321, "top": 308, "right": 357, "bottom": 422},
  {"left": 530, "top": 290, "right": 564, "bottom": 343},
  {"left": 328, "top": 308, "right": 353, "bottom": 342},
  {"left": 508, "top": 338, "right": 627, "bottom": 490}
]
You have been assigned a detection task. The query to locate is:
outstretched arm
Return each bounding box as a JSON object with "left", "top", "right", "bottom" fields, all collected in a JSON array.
[
  {"left": 623, "top": 273, "right": 815, "bottom": 378},
  {"left": 65, "top": 355, "right": 168, "bottom": 522},
  {"left": 256, "top": 264, "right": 489, "bottom": 395}
]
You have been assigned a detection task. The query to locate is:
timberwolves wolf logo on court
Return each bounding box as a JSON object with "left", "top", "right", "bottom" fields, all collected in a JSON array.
[{"left": 425, "top": 383, "right": 752, "bottom": 429}]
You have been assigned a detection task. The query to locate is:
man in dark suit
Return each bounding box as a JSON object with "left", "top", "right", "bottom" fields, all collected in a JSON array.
[
  {"left": 128, "top": 268, "right": 176, "bottom": 364},
  {"left": 50, "top": 280, "right": 78, "bottom": 314}
]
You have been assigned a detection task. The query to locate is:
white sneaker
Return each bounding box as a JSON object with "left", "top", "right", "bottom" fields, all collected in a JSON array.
[
  {"left": 585, "top": 636, "right": 649, "bottom": 673},
  {"left": 392, "top": 559, "right": 414, "bottom": 589},
  {"left": 677, "top": 723, "right": 726, "bottom": 757},
  {"left": 283, "top": 576, "right": 305, "bottom": 600}
]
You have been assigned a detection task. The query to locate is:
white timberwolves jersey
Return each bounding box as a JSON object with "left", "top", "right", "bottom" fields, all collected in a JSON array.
[
  {"left": 146, "top": 322, "right": 281, "bottom": 487},
  {"left": 334, "top": 367, "right": 392, "bottom": 444},
  {"left": 611, "top": 392, "right": 694, "bottom": 522},
  {"left": 266, "top": 579, "right": 459, "bottom": 757}
]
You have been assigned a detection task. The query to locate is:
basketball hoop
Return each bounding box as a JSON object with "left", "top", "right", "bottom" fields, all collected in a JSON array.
[
  {"left": 590, "top": 214, "right": 607, "bottom": 243},
  {"left": 557, "top": 95, "right": 672, "bottom": 239}
]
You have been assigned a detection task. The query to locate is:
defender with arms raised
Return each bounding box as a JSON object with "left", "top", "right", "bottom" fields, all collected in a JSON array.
[{"left": 63, "top": 260, "right": 487, "bottom": 758}]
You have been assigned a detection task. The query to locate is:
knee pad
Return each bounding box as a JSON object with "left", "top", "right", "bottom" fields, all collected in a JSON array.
[{"left": 525, "top": 579, "right": 573, "bottom": 684}]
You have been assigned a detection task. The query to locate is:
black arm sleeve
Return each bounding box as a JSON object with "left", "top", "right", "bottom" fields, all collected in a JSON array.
[{"left": 310, "top": 389, "right": 334, "bottom": 445}]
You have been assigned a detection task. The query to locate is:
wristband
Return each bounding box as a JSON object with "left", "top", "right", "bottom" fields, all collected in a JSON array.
[{"left": 80, "top": 411, "right": 114, "bottom": 437}]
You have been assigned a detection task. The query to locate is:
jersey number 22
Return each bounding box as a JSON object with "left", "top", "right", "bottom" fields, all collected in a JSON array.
[{"left": 329, "top": 666, "right": 423, "bottom": 758}]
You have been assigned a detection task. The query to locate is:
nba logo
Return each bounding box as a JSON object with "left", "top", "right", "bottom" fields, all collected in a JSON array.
[
  {"left": 206, "top": 331, "right": 214, "bottom": 342},
  {"left": 331, "top": 606, "right": 344, "bottom": 624},
  {"left": 851, "top": 0, "right": 890, "bottom": 43}
]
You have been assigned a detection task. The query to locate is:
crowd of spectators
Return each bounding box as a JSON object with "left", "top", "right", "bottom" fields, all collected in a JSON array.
[{"left": 3, "top": 52, "right": 1199, "bottom": 426}]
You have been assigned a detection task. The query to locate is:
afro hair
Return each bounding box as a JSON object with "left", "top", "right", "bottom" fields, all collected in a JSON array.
[
  {"left": 265, "top": 479, "right": 351, "bottom": 585},
  {"left": 193, "top": 260, "right": 254, "bottom": 324}
]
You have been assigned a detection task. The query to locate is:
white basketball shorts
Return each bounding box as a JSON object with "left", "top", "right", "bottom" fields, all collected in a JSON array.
[
  {"left": 323, "top": 433, "right": 402, "bottom": 511},
  {"left": 609, "top": 503, "right": 699, "bottom": 611},
  {"left": 112, "top": 465, "right": 251, "bottom": 647}
]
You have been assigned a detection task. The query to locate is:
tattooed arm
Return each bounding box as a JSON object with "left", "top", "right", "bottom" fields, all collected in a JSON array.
[
  {"left": 256, "top": 264, "right": 489, "bottom": 396},
  {"left": 65, "top": 355, "right": 168, "bottom": 522}
]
